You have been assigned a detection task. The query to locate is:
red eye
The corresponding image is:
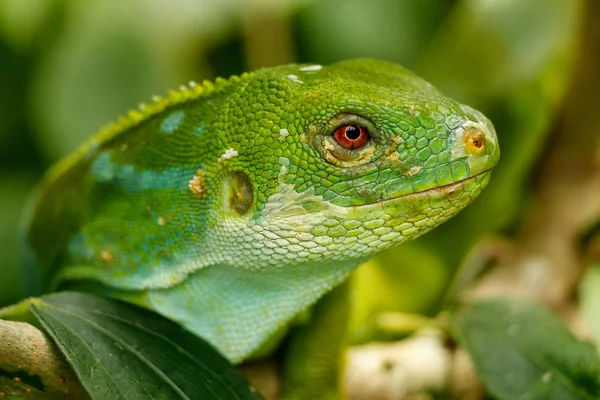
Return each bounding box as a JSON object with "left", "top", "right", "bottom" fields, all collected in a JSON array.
[{"left": 333, "top": 125, "right": 369, "bottom": 150}]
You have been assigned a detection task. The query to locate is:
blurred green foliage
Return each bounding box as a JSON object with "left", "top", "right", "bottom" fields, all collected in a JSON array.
[
  {"left": 0, "top": 0, "right": 594, "bottom": 344},
  {"left": 349, "top": 0, "right": 583, "bottom": 337}
]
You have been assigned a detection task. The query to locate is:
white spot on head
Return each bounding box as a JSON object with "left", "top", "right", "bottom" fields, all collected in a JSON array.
[
  {"left": 287, "top": 74, "right": 304, "bottom": 84},
  {"left": 279, "top": 128, "right": 289, "bottom": 139},
  {"left": 189, "top": 81, "right": 197, "bottom": 88},
  {"left": 278, "top": 156, "right": 290, "bottom": 167},
  {"left": 218, "top": 148, "right": 239, "bottom": 162},
  {"left": 299, "top": 65, "right": 322, "bottom": 72}
]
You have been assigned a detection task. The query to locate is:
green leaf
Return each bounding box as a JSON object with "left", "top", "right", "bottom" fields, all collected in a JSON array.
[
  {"left": 29, "top": 291, "right": 262, "bottom": 400},
  {"left": 449, "top": 298, "right": 600, "bottom": 400}
]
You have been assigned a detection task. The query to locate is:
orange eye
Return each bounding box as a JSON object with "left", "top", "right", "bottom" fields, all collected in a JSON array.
[{"left": 333, "top": 125, "right": 369, "bottom": 150}]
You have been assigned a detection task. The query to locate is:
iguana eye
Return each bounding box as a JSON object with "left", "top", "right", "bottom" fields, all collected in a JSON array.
[{"left": 333, "top": 125, "right": 369, "bottom": 150}]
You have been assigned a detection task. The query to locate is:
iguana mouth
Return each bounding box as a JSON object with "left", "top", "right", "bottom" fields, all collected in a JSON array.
[
  {"left": 410, "top": 169, "right": 491, "bottom": 197},
  {"left": 352, "top": 169, "right": 492, "bottom": 208}
]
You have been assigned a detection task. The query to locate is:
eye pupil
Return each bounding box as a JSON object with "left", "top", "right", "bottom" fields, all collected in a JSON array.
[{"left": 345, "top": 125, "right": 361, "bottom": 140}]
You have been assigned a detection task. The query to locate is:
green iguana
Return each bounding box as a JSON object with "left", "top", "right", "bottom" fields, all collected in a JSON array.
[{"left": 23, "top": 59, "right": 499, "bottom": 397}]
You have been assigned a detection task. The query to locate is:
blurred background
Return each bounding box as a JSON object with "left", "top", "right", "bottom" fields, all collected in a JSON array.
[{"left": 1, "top": 0, "right": 599, "bottom": 375}]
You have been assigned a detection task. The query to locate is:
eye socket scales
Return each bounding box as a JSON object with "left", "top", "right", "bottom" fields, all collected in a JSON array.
[{"left": 333, "top": 125, "right": 369, "bottom": 150}]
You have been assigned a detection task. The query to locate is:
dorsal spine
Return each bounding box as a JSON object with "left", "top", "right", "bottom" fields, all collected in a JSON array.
[{"left": 43, "top": 72, "right": 252, "bottom": 185}]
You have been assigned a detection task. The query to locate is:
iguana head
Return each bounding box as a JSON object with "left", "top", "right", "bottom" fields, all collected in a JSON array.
[{"left": 213, "top": 59, "right": 499, "bottom": 266}]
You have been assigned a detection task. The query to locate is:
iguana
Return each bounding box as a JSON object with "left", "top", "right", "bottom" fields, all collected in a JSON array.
[{"left": 23, "top": 59, "right": 499, "bottom": 397}]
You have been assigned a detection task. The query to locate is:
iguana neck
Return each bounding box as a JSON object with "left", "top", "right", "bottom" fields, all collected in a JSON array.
[{"left": 107, "top": 259, "right": 362, "bottom": 363}]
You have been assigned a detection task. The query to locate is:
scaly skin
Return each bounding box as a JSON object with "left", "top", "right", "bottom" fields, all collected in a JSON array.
[{"left": 24, "top": 59, "right": 499, "bottom": 364}]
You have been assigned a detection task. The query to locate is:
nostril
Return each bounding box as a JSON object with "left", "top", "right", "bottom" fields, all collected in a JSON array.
[{"left": 464, "top": 128, "right": 487, "bottom": 156}]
